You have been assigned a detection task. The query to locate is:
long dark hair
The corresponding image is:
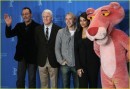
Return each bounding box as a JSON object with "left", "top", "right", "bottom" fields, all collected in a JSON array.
[{"left": 77, "top": 12, "right": 90, "bottom": 31}]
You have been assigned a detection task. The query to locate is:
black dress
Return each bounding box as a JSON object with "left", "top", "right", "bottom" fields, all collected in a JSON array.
[{"left": 74, "top": 29, "right": 100, "bottom": 88}]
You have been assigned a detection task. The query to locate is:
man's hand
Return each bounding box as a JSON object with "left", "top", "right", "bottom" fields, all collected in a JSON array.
[
  {"left": 4, "top": 14, "right": 12, "bottom": 27},
  {"left": 62, "top": 61, "right": 67, "bottom": 65}
]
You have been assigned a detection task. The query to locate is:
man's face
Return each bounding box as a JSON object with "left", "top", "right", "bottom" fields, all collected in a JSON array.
[
  {"left": 22, "top": 9, "right": 32, "bottom": 23},
  {"left": 65, "top": 14, "right": 75, "bottom": 28},
  {"left": 42, "top": 12, "right": 52, "bottom": 25}
]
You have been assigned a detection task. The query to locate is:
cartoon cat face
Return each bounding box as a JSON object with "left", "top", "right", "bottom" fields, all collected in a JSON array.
[{"left": 86, "top": 2, "right": 125, "bottom": 45}]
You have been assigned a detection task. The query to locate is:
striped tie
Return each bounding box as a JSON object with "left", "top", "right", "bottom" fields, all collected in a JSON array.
[{"left": 46, "top": 27, "right": 48, "bottom": 40}]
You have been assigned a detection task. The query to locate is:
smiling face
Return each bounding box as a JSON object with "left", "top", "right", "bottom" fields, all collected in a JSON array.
[{"left": 65, "top": 13, "right": 76, "bottom": 29}]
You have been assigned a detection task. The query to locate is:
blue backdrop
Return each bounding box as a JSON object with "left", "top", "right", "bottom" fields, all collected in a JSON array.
[{"left": 1, "top": 0, "right": 129, "bottom": 88}]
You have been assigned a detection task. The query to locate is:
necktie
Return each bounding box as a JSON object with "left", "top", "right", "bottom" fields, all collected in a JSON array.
[{"left": 46, "top": 27, "right": 49, "bottom": 40}]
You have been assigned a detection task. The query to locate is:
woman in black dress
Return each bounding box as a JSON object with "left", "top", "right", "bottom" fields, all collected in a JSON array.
[{"left": 74, "top": 12, "right": 100, "bottom": 88}]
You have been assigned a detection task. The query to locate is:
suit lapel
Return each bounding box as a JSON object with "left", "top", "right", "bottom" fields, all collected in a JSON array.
[
  {"left": 48, "top": 24, "right": 55, "bottom": 43},
  {"left": 41, "top": 25, "right": 48, "bottom": 41}
]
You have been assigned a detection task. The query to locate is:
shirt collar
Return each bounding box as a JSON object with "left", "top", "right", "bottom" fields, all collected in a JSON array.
[{"left": 44, "top": 23, "right": 53, "bottom": 30}]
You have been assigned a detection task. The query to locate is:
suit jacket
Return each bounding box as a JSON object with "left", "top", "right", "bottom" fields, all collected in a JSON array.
[
  {"left": 5, "top": 20, "right": 40, "bottom": 64},
  {"left": 35, "top": 23, "right": 61, "bottom": 67}
]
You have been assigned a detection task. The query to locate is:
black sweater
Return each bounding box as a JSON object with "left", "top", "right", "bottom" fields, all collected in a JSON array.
[
  {"left": 74, "top": 29, "right": 100, "bottom": 70},
  {"left": 5, "top": 20, "right": 40, "bottom": 64}
]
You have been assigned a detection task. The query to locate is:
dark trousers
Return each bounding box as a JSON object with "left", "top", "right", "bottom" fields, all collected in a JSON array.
[
  {"left": 78, "top": 67, "right": 100, "bottom": 88},
  {"left": 16, "top": 60, "right": 37, "bottom": 88}
]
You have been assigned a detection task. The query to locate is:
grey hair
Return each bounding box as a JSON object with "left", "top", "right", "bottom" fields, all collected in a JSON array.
[
  {"left": 66, "top": 12, "right": 76, "bottom": 20},
  {"left": 42, "top": 9, "right": 53, "bottom": 18}
]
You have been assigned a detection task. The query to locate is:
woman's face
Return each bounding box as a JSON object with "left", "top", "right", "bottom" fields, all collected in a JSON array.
[{"left": 79, "top": 17, "right": 88, "bottom": 28}]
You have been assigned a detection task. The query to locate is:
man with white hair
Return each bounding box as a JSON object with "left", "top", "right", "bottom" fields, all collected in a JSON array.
[{"left": 35, "top": 9, "right": 61, "bottom": 88}]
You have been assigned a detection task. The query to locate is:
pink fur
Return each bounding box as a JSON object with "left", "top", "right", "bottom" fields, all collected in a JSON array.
[{"left": 86, "top": 2, "right": 129, "bottom": 88}]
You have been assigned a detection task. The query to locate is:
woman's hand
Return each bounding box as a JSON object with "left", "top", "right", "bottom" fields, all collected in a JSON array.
[{"left": 77, "top": 69, "right": 84, "bottom": 77}]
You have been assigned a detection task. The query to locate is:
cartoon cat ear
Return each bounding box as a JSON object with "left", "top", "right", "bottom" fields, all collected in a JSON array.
[
  {"left": 86, "top": 8, "right": 95, "bottom": 15},
  {"left": 109, "top": 2, "right": 121, "bottom": 9}
]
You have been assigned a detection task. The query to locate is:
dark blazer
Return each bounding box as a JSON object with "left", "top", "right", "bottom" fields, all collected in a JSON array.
[
  {"left": 35, "top": 23, "right": 61, "bottom": 67},
  {"left": 74, "top": 29, "right": 100, "bottom": 70},
  {"left": 5, "top": 20, "right": 40, "bottom": 64}
]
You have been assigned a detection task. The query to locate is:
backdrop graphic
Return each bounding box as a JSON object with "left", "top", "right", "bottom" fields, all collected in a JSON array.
[{"left": 1, "top": 0, "right": 129, "bottom": 88}]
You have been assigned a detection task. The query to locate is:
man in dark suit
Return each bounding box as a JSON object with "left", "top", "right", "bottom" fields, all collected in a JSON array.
[
  {"left": 35, "top": 9, "right": 61, "bottom": 88},
  {"left": 4, "top": 7, "right": 40, "bottom": 88}
]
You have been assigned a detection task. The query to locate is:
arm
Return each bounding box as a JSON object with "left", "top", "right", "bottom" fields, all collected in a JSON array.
[
  {"left": 118, "top": 30, "right": 129, "bottom": 61},
  {"left": 94, "top": 41, "right": 100, "bottom": 58},
  {"left": 74, "top": 31, "right": 84, "bottom": 77},
  {"left": 74, "top": 31, "right": 82, "bottom": 70},
  {"left": 34, "top": 26, "right": 39, "bottom": 52},
  {"left": 127, "top": 37, "right": 130, "bottom": 60},
  {"left": 4, "top": 14, "right": 18, "bottom": 38},
  {"left": 55, "top": 29, "right": 66, "bottom": 65}
]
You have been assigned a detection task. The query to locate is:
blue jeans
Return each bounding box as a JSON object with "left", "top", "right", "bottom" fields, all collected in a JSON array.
[
  {"left": 61, "top": 65, "right": 79, "bottom": 88},
  {"left": 16, "top": 60, "right": 37, "bottom": 88}
]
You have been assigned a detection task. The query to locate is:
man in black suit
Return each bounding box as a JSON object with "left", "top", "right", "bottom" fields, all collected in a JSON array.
[
  {"left": 35, "top": 9, "right": 61, "bottom": 88},
  {"left": 4, "top": 7, "right": 40, "bottom": 88}
]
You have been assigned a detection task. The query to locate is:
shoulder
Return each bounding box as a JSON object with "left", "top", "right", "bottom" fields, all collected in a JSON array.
[
  {"left": 35, "top": 25, "right": 43, "bottom": 32},
  {"left": 13, "top": 22, "right": 24, "bottom": 28},
  {"left": 53, "top": 23, "right": 62, "bottom": 29},
  {"left": 16, "top": 22, "right": 23, "bottom": 26},
  {"left": 111, "top": 29, "right": 128, "bottom": 38},
  {"left": 57, "top": 28, "right": 65, "bottom": 35},
  {"left": 75, "top": 29, "right": 82, "bottom": 37},
  {"left": 32, "top": 20, "right": 40, "bottom": 26}
]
